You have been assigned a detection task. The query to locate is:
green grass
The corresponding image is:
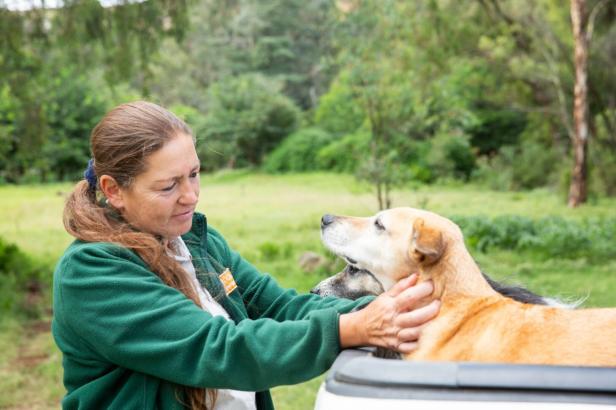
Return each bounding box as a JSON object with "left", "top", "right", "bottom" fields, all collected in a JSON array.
[{"left": 0, "top": 172, "right": 615, "bottom": 409}]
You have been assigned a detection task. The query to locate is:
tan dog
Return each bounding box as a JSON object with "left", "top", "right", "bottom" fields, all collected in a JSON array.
[{"left": 318, "top": 207, "right": 616, "bottom": 366}]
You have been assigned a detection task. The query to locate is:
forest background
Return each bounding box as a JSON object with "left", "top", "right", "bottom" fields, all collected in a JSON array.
[{"left": 1, "top": 0, "right": 615, "bottom": 409}]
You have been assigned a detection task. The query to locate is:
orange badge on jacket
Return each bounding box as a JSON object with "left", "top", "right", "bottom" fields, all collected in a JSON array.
[{"left": 219, "top": 268, "right": 238, "bottom": 295}]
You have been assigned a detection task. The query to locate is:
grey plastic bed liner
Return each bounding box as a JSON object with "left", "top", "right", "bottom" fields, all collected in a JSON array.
[{"left": 325, "top": 348, "right": 616, "bottom": 405}]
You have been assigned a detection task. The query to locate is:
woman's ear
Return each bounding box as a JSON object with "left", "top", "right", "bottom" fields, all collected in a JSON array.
[
  {"left": 410, "top": 218, "right": 446, "bottom": 266},
  {"left": 99, "top": 175, "right": 124, "bottom": 210}
]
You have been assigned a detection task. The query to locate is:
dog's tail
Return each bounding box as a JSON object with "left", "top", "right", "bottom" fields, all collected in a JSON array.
[
  {"left": 543, "top": 295, "right": 586, "bottom": 309},
  {"left": 482, "top": 272, "right": 584, "bottom": 309}
]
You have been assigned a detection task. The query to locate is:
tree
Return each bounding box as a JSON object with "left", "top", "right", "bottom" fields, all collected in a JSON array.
[
  {"left": 202, "top": 74, "right": 300, "bottom": 168},
  {"left": 330, "top": 1, "right": 483, "bottom": 209},
  {"left": 149, "top": 0, "right": 339, "bottom": 110},
  {"left": 477, "top": 0, "right": 616, "bottom": 201},
  {"left": 568, "top": 0, "right": 589, "bottom": 207},
  {"left": 0, "top": 0, "right": 191, "bottom": 182}
]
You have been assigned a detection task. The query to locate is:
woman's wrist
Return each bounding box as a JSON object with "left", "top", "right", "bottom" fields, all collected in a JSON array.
[{"left": 339, "top": 310, "right": 366, "bottom": 348}]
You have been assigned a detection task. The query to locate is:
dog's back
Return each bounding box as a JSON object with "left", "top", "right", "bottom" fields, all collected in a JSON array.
[{"left": 408, "top": 294, "right": 616, "bottom": 366}]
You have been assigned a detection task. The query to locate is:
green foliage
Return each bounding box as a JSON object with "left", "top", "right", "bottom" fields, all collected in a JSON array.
[
  {"left": 0, "top": 0, "right": 191, "bottom": 183},
  {"left": 170, "top": 104, "right": 226, "bottom": 172},
  {"left": 313, "top": 72, "right": 366, "bottom": 136},
  {"left": 0, "top": 60, "right": 110, "bottom": 183},
  {"left": 2, "top": 0, "right": 616, "bottom": 202},
  {"left": 427, "top": 130, "right": 476, "bottom": 181},
  {"left": 452, "top": 215, "right": 616, "bottom": 262},
  {"left": 473, "top": 142, "right": 560, "bottom": 191},
  {"left": 41, "top": 68, "right": 109, "bottom": 181},
  {"left": 49, "top": 0, "right": 191, "bottom": 94},
  {"left": 203, "top": 74, "right": 301, "bottom": 167},
  {"left": 0, "top": 81, "right": 47, "bottom": 183},
  {"left": 590, "top": 109, "right": 616, "bottom": 196},
  {"left": 316, "top": 131, "right": 371, "bottom": 173},
  {"left": 0, "top": 237, "right": 49, "bottom": 318},
  {"left": 149, "top": 0, "right": 339, "bottom": 110},
  {"left": 469, "top": 107, "right": 527, "bottom": 156},
  {"left": 263, "top": 128, "right": 334, "bottom": 173},
  {"left": 0, "top": 84, "right": 17, "bottom": 183}
]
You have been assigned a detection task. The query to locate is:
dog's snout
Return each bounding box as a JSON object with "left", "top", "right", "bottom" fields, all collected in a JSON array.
[
  {"left": 310, "top": 287, "right": 321, "bottom": 295},
  {"left": 321, "top": 214, "right": 336, "bottom": 228}
]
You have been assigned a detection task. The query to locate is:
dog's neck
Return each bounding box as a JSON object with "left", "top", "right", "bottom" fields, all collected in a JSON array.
[{"left": 418, "top": 241, "right": 497, "bottom": 300}]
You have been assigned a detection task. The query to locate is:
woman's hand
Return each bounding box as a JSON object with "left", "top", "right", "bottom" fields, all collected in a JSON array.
[{"left": 339, "top": 274, "right": 440, "bottom": 353}]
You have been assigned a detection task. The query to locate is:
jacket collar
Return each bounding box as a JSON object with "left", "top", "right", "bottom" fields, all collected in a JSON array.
[{"left": 181, "top": 212, "right": 207, "bottom": 248}]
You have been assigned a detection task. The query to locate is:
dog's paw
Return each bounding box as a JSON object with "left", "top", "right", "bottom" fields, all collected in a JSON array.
[{"left": 372, "top": 347, "right": 401, "bottom": 360}]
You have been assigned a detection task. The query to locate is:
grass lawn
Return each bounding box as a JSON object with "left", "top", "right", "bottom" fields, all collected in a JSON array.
[{"left": 0, "top": 171, "right": 615, "bottom": 409}]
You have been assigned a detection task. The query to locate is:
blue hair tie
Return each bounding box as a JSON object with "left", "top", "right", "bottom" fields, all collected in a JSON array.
[{"left": 84, "top": 159, "right": 97, "bottom": 191}]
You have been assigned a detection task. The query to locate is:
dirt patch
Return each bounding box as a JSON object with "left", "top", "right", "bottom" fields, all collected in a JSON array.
[
  {"left": 15, "top": 353, "right": 49, "bottom": 368},
  {"left": 27, "top": 320, "right": 51, "bottom": 335},
  {"left": 12, "top": 320, "right": 52, "bottom": 368}
]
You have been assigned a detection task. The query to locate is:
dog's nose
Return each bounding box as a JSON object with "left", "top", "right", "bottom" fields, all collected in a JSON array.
[
  {"left": 321, "top": 214, "right": 336, "bottom": 228},
  {"left": 310, "top": 287, "right": 321, "bottom": 295}
]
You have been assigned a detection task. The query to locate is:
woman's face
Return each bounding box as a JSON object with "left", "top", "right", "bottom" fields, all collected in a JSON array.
[{"left": 118, "top": 133, "right": 201, "bottom": 240}]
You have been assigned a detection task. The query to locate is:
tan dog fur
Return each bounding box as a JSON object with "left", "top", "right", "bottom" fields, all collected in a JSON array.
[{"left": 320, "top": 207, "right": 616, "bottom": 366}]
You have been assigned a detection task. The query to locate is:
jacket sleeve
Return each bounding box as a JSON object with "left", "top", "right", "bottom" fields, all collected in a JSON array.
[
  {"left": 55, "top": 243, "right": 344, "bottom": 391},
  {"left": 207, "top": 227, "right": 375, "bottom": 321}
]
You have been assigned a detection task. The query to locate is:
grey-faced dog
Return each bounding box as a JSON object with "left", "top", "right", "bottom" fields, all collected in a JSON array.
[
  {"left": 311, "top": 212, "right": 562, "bottom": 305},
  {"left": 311, "top": 265, "right": 552, "bottom": 306}
]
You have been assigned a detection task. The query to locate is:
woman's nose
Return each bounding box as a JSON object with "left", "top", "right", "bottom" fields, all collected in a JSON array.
[{"left": 179, "top": 181, "right": 199, "bottom": 204}]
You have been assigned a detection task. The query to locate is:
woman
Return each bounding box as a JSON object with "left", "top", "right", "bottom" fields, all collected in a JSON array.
[{"left": 52, "top": 101, "right": 440, "bottom": 410}]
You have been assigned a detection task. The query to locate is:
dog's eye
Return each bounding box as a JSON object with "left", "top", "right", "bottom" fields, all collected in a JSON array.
[{"left": 374, "top": 218, "right": 385, "bottom": 231}]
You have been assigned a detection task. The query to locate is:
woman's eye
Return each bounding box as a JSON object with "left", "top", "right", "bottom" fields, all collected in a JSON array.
[
  {"left": 162, "top": 183, "right": 176, "bottom": 192},
  {"left": 190, "top": 171, "right": 199, "bottom": 178},
  {"left": 374, "top": 219, "right": 385, "bottom": 231}
]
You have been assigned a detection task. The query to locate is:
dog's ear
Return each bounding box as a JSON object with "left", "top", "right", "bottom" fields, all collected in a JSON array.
[{"left": 410, "top": 218, "right": 445, "bottom": 265}]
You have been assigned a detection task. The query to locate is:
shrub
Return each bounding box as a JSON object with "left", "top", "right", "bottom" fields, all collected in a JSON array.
[
  {"left": 316, "top": 131, "right": 371, "bottom": 173},
  {"left": 263, "top": 128, "right": 334, "bottom": 173},
  {"left": 41, "top": 68, "right": 109, "bottom": 182},
  {"left": 427, "top": 130, "right": 476, "bottom": 181},
  {"left": 451, "top": 215, "right": 616, "bottom": 262},
  {"left": 468, "top": 107, "right": 527, "bottom": 156},
  {"left": 590, "top": 109, "right": 616, "bottom": 196},
  {"left": 171, "top": 104, "right": 229, "bottom": 172},
  {"left": 0, "top": 237, "right": 50, "bottom": 317},
  {"left": 314, "top": 70, "right": 366, "bottom": 136},
  {"left": 472, "top": 142, "right": 559, "bottom": 190},
  {"left": 203, "top": 74, "right": 301, "bottom": 168}
]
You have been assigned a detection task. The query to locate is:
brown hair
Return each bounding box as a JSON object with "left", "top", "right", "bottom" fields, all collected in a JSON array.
[{"left": 63, "top": 101, "right": 215, "bottom": 409}]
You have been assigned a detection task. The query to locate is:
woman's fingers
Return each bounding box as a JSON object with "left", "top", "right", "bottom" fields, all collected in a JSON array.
[
  {"left": 397, "top": 325, "right": 423, "bottom": 343},
  {"left": 387, "top": 273, "right": 418, "bottom": 297},
  {"left": 397, "top": 341, "right": 419, "bottom": 354},
  {"left": 396, "top": 299, "right": 441, "bottom": 328},
  {"left": 345, "top": 275, "right": 440, "bottom": 351},
  {"left": 394, "top": 280, "right": 434, "bottom": 311}
]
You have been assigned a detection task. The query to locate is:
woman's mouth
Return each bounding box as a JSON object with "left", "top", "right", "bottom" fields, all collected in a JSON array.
[{"left": 173, "top": 209, "right": 194, "bottom": 220}]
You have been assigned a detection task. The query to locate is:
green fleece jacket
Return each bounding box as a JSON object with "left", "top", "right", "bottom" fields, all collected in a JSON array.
[{"left": 52, "top": 213, "right": 372, "bottom": 409}]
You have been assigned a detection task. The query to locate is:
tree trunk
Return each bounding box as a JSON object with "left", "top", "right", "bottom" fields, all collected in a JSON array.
[{"left": 568, "top": 0, "right": 589, "bottom": 208}]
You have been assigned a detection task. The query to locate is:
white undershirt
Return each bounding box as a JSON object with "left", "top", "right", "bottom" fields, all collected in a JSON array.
[{"left": 170, "top": 237, "right": 257, "bottom": 410}]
